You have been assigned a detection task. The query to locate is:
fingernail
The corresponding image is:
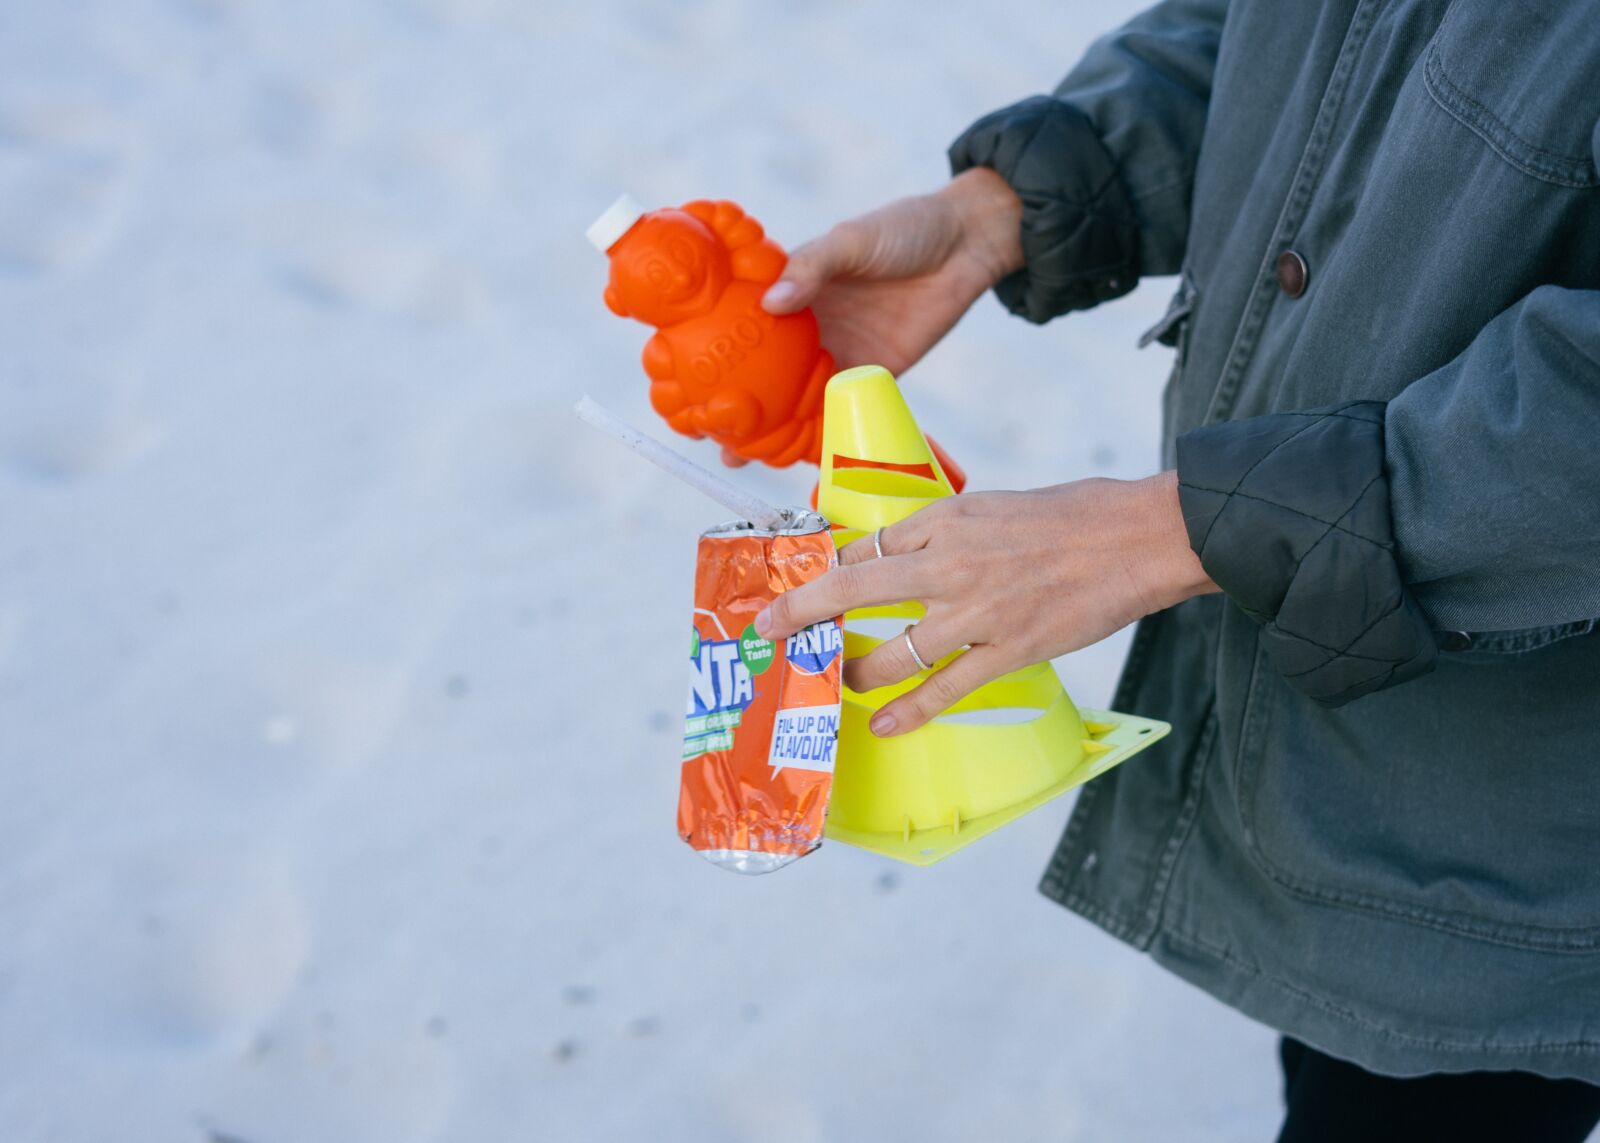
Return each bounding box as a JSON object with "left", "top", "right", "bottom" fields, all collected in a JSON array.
[
  {"left": 869, "top": 711, "right": 897, "bottom": 737},
  {"left": 754, "top": 608, "right": 773, "bottom": 637},
  {"left": 761, "top": 281, "right": 796, "bottom": 310}
]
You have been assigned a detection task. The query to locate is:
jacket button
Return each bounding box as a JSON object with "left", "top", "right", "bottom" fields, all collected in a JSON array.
[
  {"left": 1276, "top": 250, "right": 1309, "bottom": 298},
  {"left": 1440, "top": 630, "right": 1473, "bottom": 652}
]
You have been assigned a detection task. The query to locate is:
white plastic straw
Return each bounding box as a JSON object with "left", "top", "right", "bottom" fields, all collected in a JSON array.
[{"left": 574, "top": 396, "right": 788, "bottom": 530}]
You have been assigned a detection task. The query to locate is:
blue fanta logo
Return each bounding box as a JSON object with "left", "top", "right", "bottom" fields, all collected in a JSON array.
[
  {"left": 785, "top": 621, "right": 843, "bottom": 676},
  {"left": 686, "top": 638, "right": 755, "bottom": 716}
]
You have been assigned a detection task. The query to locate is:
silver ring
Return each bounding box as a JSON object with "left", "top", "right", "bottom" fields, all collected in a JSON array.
[
  {"left": 903, "top": 623, "right": 932, "bottom": 671},
  {"left": 873, "top": 527, "right": 886, "bottom": 560}
]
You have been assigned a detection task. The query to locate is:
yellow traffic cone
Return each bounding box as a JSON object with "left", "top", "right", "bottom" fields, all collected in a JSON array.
[{"left": 818, "top": 365, "right": 1169, "bottom": 865}]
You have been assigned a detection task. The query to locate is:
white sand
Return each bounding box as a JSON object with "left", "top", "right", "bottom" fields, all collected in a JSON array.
[{"left": 0, "top": 1, "right": 1278, "bottom": 1139}]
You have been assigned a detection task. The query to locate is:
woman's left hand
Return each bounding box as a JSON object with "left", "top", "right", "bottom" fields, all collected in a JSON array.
[{"left": 754, "top": 472, "right": 1219, "bottom": 736}]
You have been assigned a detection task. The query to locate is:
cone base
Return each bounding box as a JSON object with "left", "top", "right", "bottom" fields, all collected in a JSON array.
[{"left": 823, "top": 707, "right": 1170, "bottom": 866}]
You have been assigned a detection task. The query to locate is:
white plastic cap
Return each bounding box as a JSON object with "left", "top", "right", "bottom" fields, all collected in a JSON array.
[{"left": 586, "top": 193, "right": 646, "bottom": 252}]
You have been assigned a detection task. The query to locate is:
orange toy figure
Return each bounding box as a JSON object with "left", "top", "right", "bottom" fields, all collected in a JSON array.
[
  {"left": 588, "top": 194, "right": 827, "bottom": 467},
  {"left": 587, "top": 194, "right": 966, "bottom": 486}
]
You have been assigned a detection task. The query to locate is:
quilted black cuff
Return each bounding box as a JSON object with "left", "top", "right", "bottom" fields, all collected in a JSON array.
[
  {"left": 1177, "top": 402, "right": 1438, "bottom": 706},
  {"left": 949, "top": 96, "right": 1140, "bottom": 324}
]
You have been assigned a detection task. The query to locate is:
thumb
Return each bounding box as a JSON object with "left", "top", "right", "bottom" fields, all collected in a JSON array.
[{"left": 762, "top": 221, "right": 873, "bottom": 314}]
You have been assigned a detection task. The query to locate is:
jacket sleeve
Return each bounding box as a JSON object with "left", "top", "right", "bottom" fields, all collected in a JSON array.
[
  {"left": 1176, "top": 286, "right": 1600, "bottom": 707},
  {"left": 1385, "top": 286, "right": 1600, "bottom": 633},
  {"left": 1177, "top": 403, "right": 1438, "bottom": 707},
  {"left": 947, "top": 0, "right": 1226, "bottom": 324}
]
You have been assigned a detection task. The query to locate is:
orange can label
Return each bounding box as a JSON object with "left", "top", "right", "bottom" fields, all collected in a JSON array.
[{"left": 679, "top": 511, "right": 843, "bottom": 875}]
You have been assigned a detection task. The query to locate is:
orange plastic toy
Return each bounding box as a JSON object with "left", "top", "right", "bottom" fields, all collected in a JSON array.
[{"left": 587, "top": 194, "right": 965, "bottom": 486}]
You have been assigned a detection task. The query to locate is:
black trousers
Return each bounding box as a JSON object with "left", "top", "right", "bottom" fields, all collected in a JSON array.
[{"left": 1277, "top": 1038, "right": 1600, "bottom": 1143}]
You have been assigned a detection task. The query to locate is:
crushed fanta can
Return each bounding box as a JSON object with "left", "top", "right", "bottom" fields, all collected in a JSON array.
[{"left": 681, "top": 509, "right": 843, "bottom": 874}]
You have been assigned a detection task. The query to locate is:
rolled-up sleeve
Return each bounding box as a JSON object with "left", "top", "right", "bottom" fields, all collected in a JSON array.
[
  {"left": 948, "top": 0, "right": 1226, "bottom": 323},
  {"left": 1177, "top": 402, "right": 1438, "bottom": 707},
  {"left": 1176, "top": 286, "right": 1600, "bottom": 706}
]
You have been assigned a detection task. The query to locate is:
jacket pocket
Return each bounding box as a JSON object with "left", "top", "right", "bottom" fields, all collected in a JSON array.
[
  {"left": 1143, "top": 271, "right": 1197, "bottom": 467},
  {"left": 1234, "top": 625, "right": 1600, "bottom": 951},
  {"left": 1138, "top": 270, "right": 1197, "bottom": 361},
  {"left": 1446, "top": 618, "right": 1598, "bottom": 659},
  {"left": 1423, "top": 0, "right": 1600, "bottom": 188}
]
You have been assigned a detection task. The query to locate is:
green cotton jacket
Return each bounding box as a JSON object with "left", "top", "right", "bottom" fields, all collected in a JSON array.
[{"left": 949, "top": 0, "right": 1600, "bottom": 1078}]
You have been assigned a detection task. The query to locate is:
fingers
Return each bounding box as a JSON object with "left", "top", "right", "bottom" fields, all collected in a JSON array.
[
  {"left": 843, "top": 618, "right": 963, "bottom": 694},
  {"left": 835, "top": 504, "right": 945, "bottom": 566},
  {"left": 762, "top": 221, "right": 873, "bottom": 314},
  {"left": 755, "top": 553, "right": 932, "bottom": 640},
  {"left": 869, "top": 644, "right": 1013, "bottom": 737},
  {"left": 719, "top": 445, "right": 750, "bottom": 469},
  {"left": 835, "top": 532, "right": 879, "bottom": 566}
]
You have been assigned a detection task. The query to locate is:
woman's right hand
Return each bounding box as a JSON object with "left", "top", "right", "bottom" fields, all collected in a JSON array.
[{"left": 760, "top": 167, "right": 1024, "bottom": 377}]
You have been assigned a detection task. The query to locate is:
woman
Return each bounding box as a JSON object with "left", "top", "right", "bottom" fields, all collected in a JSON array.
[{"left": 754, "top": 2, "right": 1600, "bottom": 1139}]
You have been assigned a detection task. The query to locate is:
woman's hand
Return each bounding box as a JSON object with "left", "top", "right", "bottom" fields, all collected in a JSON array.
[
  {"left": 754, "top": 472, "right": 1219, "bottom": 736},
  {"left": 761, "top": 168, "right": 1024, "bottom": 377}
]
